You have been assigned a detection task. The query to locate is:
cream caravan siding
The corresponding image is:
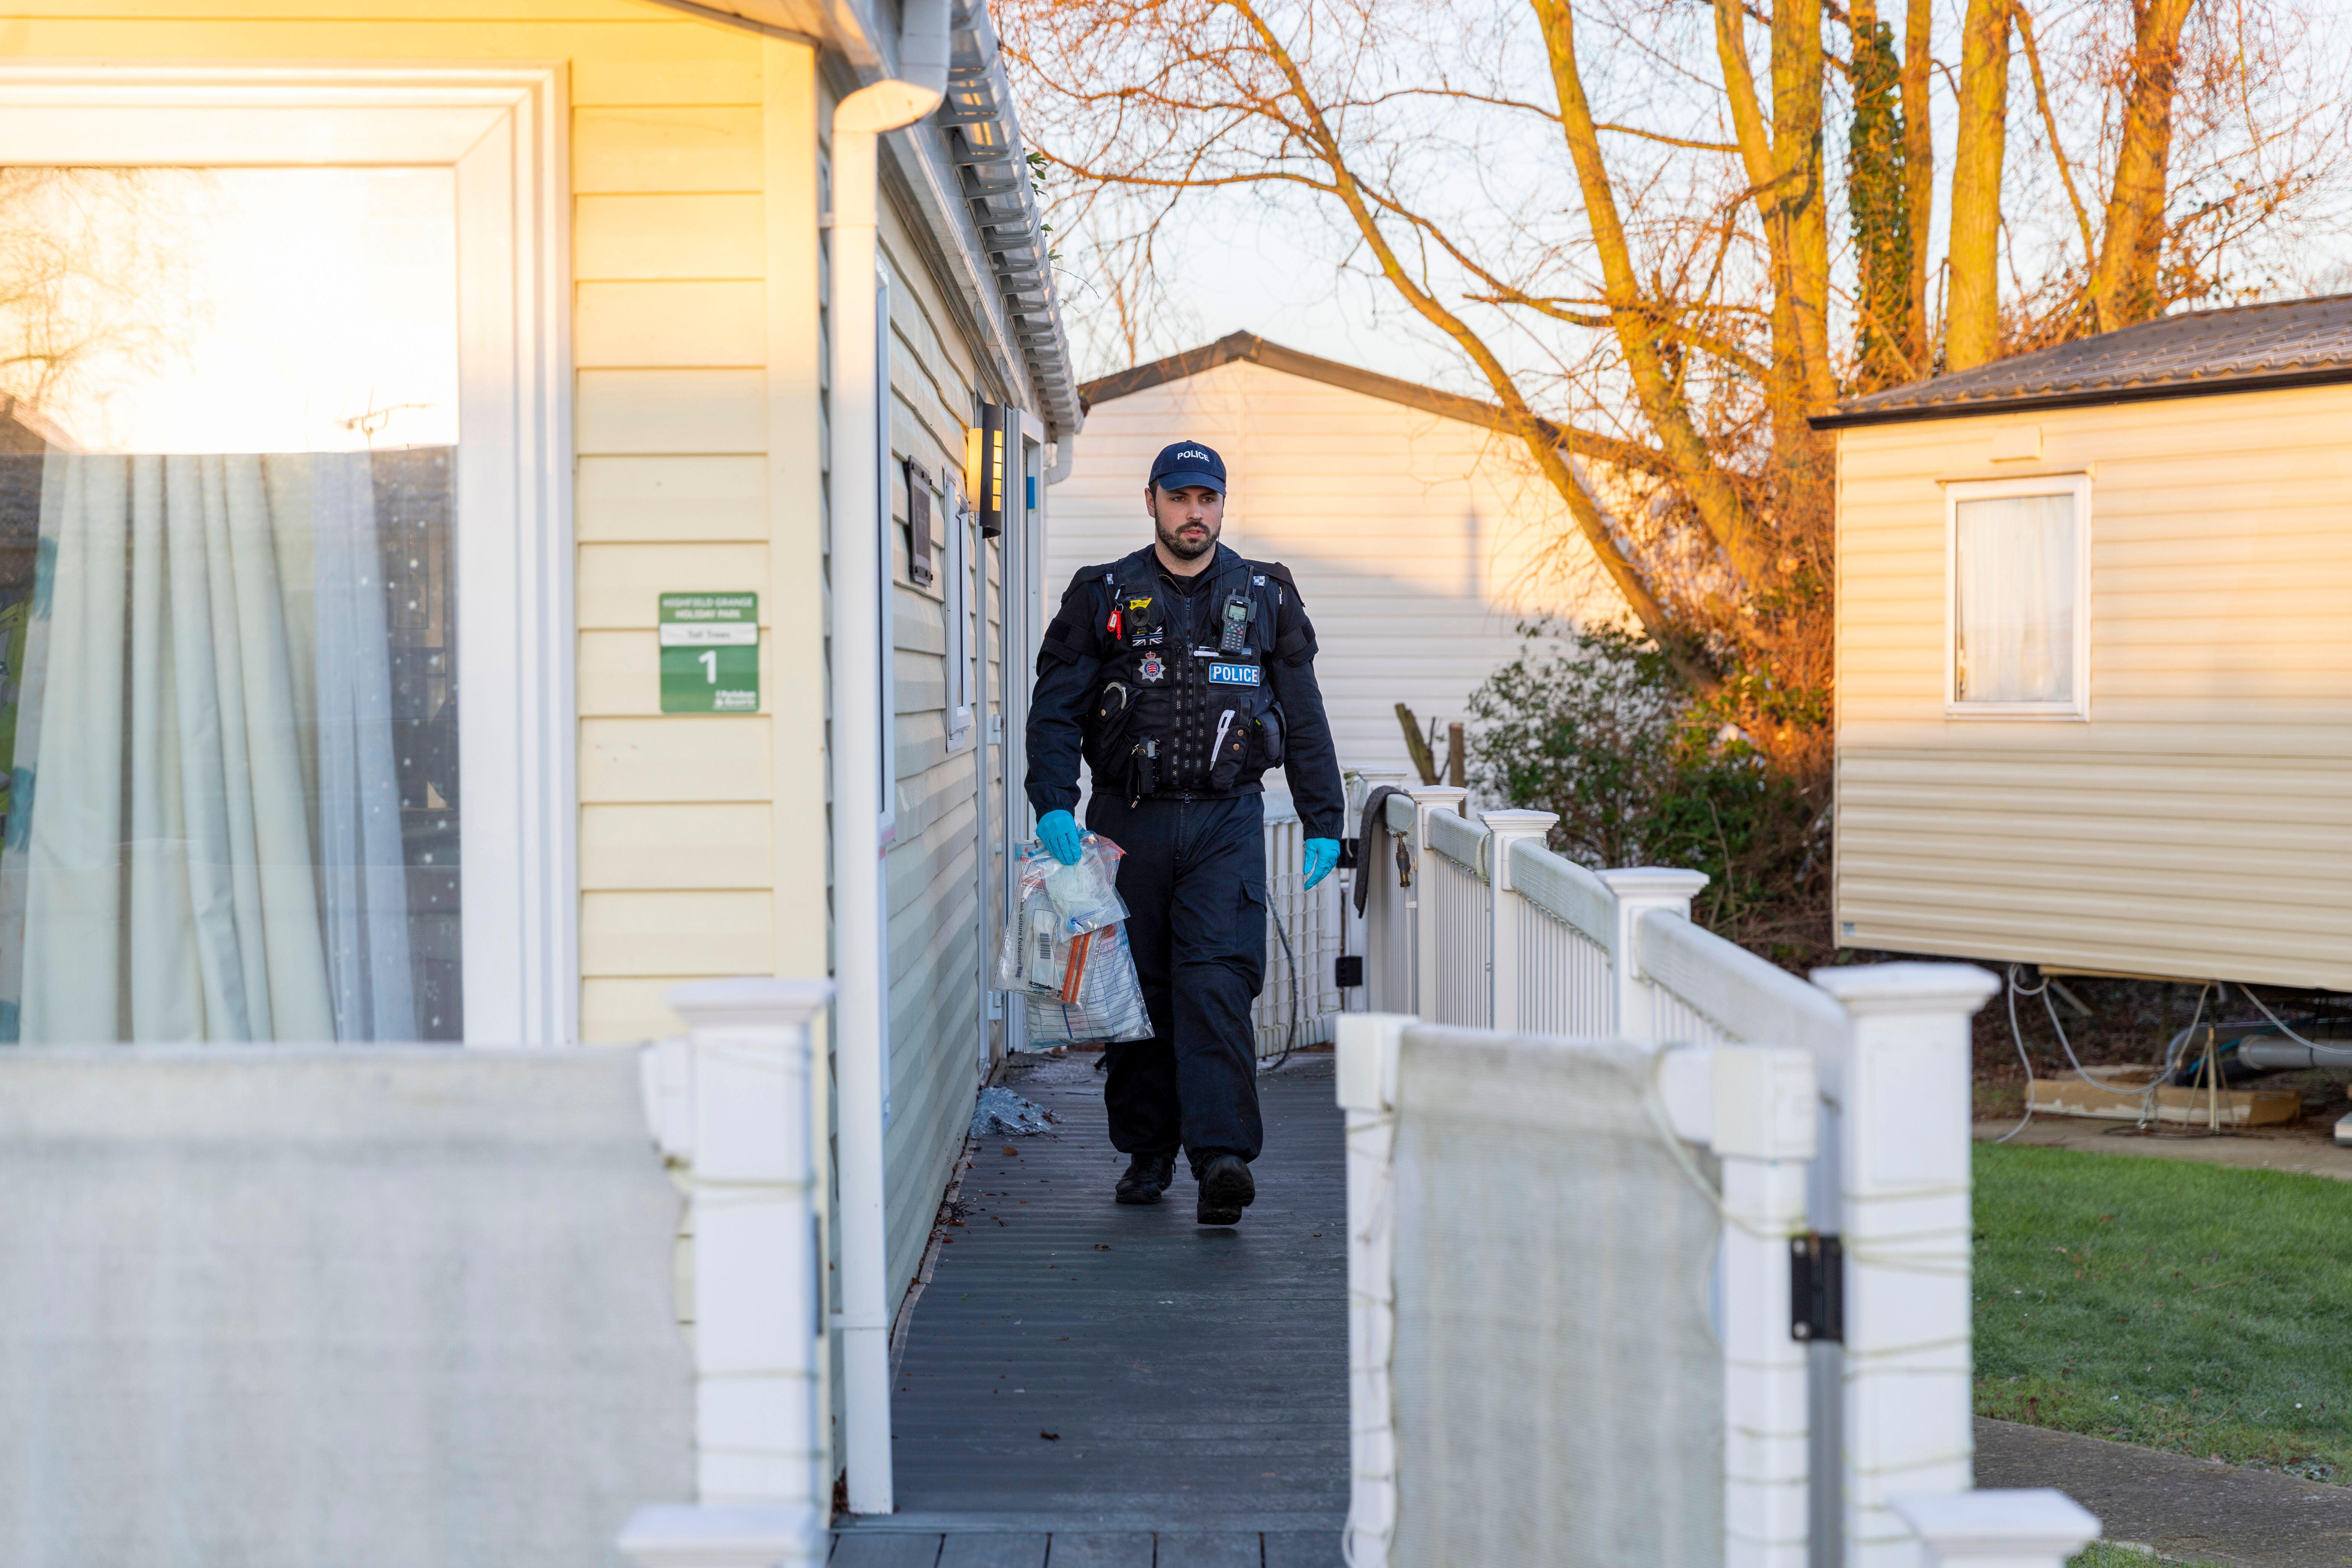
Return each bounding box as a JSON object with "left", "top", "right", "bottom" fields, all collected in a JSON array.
[
  {"left": 1834, "top": 386, "right": 2352, "bottom": 988},
  {"left": 1053, "top": 359, "right": 1624, "bottom": 782},
  {"left": 9, "top": 4, "right": 835, "bottom": 1033},
  {"left": 876, "top": 197, "right": 993, "bottom": 1309}
]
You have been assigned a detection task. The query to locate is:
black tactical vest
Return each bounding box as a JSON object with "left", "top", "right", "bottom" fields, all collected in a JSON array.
[{"left": 1079, "top": 548, "right": 1302, "bottom": 800}]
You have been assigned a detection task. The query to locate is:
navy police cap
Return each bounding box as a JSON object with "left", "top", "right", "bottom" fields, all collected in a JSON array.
[{"left": 1149, "top": 439, "right": 1226, "bottom": 495}]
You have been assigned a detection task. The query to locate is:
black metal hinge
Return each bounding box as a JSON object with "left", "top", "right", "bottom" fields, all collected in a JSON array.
[
  {"left": 1334, "top": 956, "right": 1363, "bottom": 989},
  {"left": 1790, "top": 1232, "right": 1843, "bottom": 1344}
]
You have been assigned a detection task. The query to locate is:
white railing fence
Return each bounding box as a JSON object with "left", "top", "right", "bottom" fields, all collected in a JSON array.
[
  {"left": 1259, "top": 790, "right": 1344, "bottom": 1060},
  {"left": 1344, "top": 786, "right": 2093, "bottom": 1568},
  {"left": 1341, "top": 1016, "right": 1816, "bottom": 1567}
]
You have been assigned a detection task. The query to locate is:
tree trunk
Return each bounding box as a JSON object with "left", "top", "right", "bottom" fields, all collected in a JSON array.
[
  {"left": 2089, "top": 0, "right": 2196, "bottom": 331},
  {"left": 1901, "top": 0, "right": 1935, "bottom": 371},
  {"left": 1539, "top": 0, "right": 1772, "bottom": 588},
  {"left": 1773, "top": 0, "right": 1835, "bottom": 416},
  {"left": 1946, "top": 0, "right": 2012, "bottom": 370}
]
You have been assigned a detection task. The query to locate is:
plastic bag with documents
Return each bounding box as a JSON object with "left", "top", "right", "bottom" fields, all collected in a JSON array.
[{"left": 1023, "top": 921, "right": 1152, "bottom": 1045}]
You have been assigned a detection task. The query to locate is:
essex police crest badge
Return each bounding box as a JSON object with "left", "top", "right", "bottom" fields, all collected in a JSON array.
[{"left": 1138, "top": 653, "right": 1166, "bottom": 683}]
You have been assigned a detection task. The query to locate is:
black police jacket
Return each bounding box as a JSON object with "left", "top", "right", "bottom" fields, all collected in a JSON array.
[{"left": 1026, "top": 543, "right": 1344, "bottom": 841}]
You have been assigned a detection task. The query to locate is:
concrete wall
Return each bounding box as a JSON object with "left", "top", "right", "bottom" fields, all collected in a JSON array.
[{"left": 1833, "top": 384, "right": 2352, "bottom": 987}]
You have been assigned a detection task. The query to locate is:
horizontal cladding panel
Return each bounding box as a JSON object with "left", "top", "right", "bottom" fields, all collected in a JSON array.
[
  {"left": 1836, "top": 914, "right": 2352, "bottom": 991},
  {"left": 575, "top": 281, "right": 764, "bottom": 368},
  {"left": 7, "top": 20, "right": 754, "bottom": 92},
  {"left": 1834, "top": 832, "right": 2352, "bottom": 893},
  {"left": 573, "top": 52, "right": 763, "bottom": 107},
  {"left": 581, "top": 890, "right": 774, "bottom": 978},
  {"left": 580, "top": 977, "right": 698, "bottom": 1046},
  {"left": 1837, "top": 799, "right": 2350, "bottom": 843},
  {"left": 1840, "top": 748, "right": 2350, "bottom": 787},
  {"left": 1836, "top": 385, "right": 2352, "bottom": 469},
  {"left": 576, "top": 455, "right": 766, "bottom": 542},
  {"left": 575, "top": 194, "right": 764, "bottom": 280},
  {"left": 1843, "top": 473, "right": 2352, "bottom": 522},
  {"left": 581, "top": 802, "right": 773, "bottom": 890},
  {"left": 579, "top": 542, "right": 770, "bottom": 627},
  {"left": 1837, "top": 888, "right": 2352, "bottom": 958},
  {"left": 1836, "top": 872, "right": 2352, "bottom": 943},
  {"left": 1839, "top": 714, "right": 2352, "bottom": 747},
  {"left": 573, "top": 107, "right": 762, "bottom": 194},
  {"left": 577, "top": 369, "right": 766, "bottom": 454},
  {"left": 581, "top": 717, "right": 772, "bottom": 802}
]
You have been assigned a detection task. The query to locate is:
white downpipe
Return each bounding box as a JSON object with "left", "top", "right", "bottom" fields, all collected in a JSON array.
[{"left": 829, "top": 0, "right": 949, "bottom": 1519}]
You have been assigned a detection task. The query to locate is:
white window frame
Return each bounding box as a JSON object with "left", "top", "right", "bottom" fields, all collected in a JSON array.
[
  {"left": 0, "top": 62, "right": 576, "bottom": 1044},
  {"left": 1943, "top": 472, "right": 2092, "bottom": 721}
]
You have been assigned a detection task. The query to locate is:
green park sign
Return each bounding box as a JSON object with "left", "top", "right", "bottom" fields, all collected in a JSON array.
[{"left": 658, "top": 593, "right": 759, "bottom": 714}]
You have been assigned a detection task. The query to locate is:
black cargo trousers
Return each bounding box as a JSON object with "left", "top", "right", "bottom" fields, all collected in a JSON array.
[{"left": 1084, "top": 791, "right": 1265, "bottom": 1170}]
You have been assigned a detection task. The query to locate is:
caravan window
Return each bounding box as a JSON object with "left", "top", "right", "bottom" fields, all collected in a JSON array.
[
  {"left": 1946, "top": 476, "right": 2090, "bottom": 717},
  {"left": 0, "top": 166, "right": 462, "bottom": 1043}
]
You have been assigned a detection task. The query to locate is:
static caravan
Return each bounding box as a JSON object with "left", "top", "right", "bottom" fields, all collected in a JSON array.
[
  {"left": 0, "top": 0, "right": 1078, "bottom": 1506},
  {"left": 1057, "top": 333, "right": 1627, "bottom": 782},
  {"left": 1818, "top": 296, "right": 2352, "bottom": 993}
]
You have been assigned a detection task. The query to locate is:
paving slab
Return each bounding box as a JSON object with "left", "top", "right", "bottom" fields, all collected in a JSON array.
[{"left": 1975, "top": 1416, "right": 2352, "bottom": 1566}]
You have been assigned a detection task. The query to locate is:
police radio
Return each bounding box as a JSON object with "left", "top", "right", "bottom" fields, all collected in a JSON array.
[{"left": 1218, "top": 592, "right": 1256, "bottom": 654}]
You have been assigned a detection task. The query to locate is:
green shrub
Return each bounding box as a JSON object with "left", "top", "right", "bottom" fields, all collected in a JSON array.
[{"left": 1467, "top": 623, "right": 1828, "bottom": 964}]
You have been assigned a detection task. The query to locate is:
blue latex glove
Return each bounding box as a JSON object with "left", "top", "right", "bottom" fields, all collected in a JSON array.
[
  {"left": 1303, "top": 837, "right": 1340, "bottom": 890},
  {"left": 1037, "top": 808, "right": 1084, "bottom": 866}
]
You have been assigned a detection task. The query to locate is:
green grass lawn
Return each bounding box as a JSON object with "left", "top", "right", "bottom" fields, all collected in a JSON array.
[
  {"left": 1975, "top": 1142, "right": 2352, "bottom": 1481},
  {"left": 2069, "top": 1545, "right": 2220, "bottom": 1567}
]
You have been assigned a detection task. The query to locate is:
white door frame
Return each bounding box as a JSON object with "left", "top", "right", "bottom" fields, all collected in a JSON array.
[{"left": 0, "top": 62, "right": 577, "bottom": 1046}]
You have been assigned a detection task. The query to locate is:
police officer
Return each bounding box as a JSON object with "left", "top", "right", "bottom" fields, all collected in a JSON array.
[{"left": 1027, "top": 440, "right": 1343, "bottom": 1226}]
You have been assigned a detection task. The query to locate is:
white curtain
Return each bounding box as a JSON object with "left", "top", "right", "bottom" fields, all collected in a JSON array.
[
  {"left": 1954, "top": 493, "right": 2076, "bottom": 703},
  {"left": 0, "top": 451, "right": 415, "bottom": 1043}
]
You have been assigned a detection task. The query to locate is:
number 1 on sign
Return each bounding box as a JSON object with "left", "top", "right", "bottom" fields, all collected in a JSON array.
[{"left": 698, "top": 649, "right": 718, "bottom": 683}]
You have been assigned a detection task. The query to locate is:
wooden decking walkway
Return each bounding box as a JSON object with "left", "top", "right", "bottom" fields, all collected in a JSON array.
[{"left": 830, "top": 1052, "right": 1349, "bottom": 1566}]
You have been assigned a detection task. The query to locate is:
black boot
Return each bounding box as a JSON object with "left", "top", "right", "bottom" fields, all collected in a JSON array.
[
  {"left": 1195, "top": 1152, "right": 1256, "bottom": 1226},
  {"left": 1115, "top": 1150, "right": 1176, "bottom": 1205}
]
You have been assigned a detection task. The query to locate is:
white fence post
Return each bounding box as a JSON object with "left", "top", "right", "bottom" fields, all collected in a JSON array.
[
  {"left": 1406, "top": 787, "right": 1468, "bottom": 1021},
  {"left": 621, "top": 977, "right": 836, "bottom": 1568},
  {"left": 1595, "top": 867, "right": 1709, "bottom": 1042},
  {"left": 1710, "top": 1047, "right": 1819, "bottom": 1568},
  {"left": 1481, "top": 809, "right": 1556, "bottom": 1034},
  {"left": 1355, "top": 769, "right": 1409, "bottom": 1016},
  {"left": 1337, "top": 1010, "right": 1410, "bottom": 1568},
  {"left": 1810, "top": 964, "right": 2001, "bottom": 1568},
  {"left": 1891, "top": 1491, "right": 2099, "bottom": 1568}
]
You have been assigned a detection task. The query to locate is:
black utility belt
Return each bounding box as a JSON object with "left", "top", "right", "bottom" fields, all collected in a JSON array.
[{"left": 1120, "top": 785, "right": 1266, "bottom": 804}]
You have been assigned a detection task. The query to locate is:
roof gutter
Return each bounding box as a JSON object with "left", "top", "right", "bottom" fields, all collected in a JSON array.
[
  {"left": 828, "top": 0, "right": 949, "bottom": 1523},
  {"left": 941, "top": 0, "right": 1080, "bottom": 440}
]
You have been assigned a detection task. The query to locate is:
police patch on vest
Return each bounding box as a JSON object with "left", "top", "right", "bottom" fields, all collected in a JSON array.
[
  {"left": 1138, "top": 653, "right": 1165, "bottom": 682},
  {"left": 1208, "top": 662, "right": 1262, "bottom": 686}
]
